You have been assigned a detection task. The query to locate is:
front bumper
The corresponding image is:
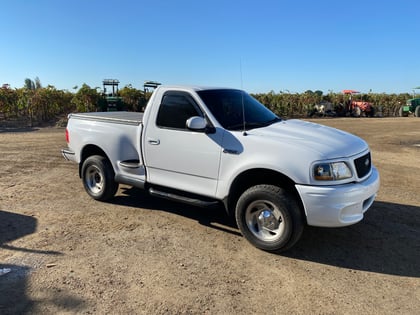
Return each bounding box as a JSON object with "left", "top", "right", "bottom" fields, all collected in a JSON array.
[{"left": 296, "top": 166, "right": 380, "bottom": 227}]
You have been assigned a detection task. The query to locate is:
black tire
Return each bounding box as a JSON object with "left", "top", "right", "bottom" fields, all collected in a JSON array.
[
  {"left": 399, "top": 106, "right": 408, "bottom": 117},
  {"left": 352, "top": 106, "right": 361, "bottom": 117},
  {"left": 235, "top": 185, "right": 304, "bottom": 253},
  {"left": 415, "top": 106, "right": 420, "bottom": 117},
  {"left": 81, "top": 155, "right": 118, "bottom": 201}
]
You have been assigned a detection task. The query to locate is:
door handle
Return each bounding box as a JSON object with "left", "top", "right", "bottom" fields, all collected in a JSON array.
[{"left": 148, "top": 138, "right": 160, "bottom": 145}]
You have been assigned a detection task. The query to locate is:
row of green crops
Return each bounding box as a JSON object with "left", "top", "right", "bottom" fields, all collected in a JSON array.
[{"left": 0, "top": 82, "right": 413, "bottom": 126}]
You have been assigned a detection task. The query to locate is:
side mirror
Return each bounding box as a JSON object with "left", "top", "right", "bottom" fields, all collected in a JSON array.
[{"left": 186, "top": 116, "right": 207, "bottom": 131}]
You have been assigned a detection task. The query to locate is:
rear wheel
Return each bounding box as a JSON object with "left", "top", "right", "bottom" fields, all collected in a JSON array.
[
  {"left": 415, "top": 106, "right": 420, "bottom": 117},
  {"left": 81, "top": 155, "right": 118, "bottom": 201},
  {"left": 235, "top": 185, "right": 304, "bottom": 253},
  {"left": 368, "top": 106, "right": 375, "bottom": 117}
]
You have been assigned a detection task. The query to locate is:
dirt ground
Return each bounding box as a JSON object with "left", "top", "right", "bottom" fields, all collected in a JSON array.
[{"left": 0, "top": 117, "right": 419, "bottom": 314}]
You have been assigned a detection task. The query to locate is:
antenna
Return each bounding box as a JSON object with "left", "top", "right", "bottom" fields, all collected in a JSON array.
[
  {"left": 240, "top": 59, "right": 247, "bottom": 136},
  {"left": 240, "top": 59, "right": 243, "bottom": 89}
]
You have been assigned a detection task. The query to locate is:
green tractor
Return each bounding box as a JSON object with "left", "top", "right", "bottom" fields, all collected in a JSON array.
[
  {"left": 399, "top": 98, "right": 420, "bottom": 117},
  {"left": 102, "top": 79, "right": 123, "bottom": 111}
]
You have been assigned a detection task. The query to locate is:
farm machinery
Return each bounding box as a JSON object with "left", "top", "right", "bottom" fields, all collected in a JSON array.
[
  {"left": 399, "top": 98, "right": 420, "bottom": 117},
  {"left": 343, "top": 90, "right": 375, "bottom": 117},
  {"left": 102, "top": 79, "right": 122, "bottom": 111}
]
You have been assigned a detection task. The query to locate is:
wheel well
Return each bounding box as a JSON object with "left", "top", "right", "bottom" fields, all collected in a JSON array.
[
  {"left": 225, "top": 169, "right": 303, "bottom": 216},
  {"left": 78, "top": 145, "right": 108, "bottom": 177}
]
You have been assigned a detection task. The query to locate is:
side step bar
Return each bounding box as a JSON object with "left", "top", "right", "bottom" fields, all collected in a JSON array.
[{"left": 149, "top": 187, "right": 219, "bottom": 208}]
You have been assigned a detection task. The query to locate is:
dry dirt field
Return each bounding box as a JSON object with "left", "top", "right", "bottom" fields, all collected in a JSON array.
[{"left": 0, "top": 117, "right": 419, "bottom": 314}]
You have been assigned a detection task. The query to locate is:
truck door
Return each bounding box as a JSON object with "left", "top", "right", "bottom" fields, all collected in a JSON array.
[{"left": 143, "top": 91, "right": 223, "bottom": 197}]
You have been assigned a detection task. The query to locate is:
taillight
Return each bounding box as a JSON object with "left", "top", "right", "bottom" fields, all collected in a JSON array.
[{"left": 65, "top": 128, "right": 69, "bottom": 143}]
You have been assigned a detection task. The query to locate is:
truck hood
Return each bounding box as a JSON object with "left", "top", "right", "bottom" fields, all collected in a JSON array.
[{"left": 248, "top": 119, "right": 368, "bottom": 159}]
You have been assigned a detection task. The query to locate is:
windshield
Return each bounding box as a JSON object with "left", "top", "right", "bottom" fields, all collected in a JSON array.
[{"left": 197, "top": 89, "right": 280, "bottom": 130}]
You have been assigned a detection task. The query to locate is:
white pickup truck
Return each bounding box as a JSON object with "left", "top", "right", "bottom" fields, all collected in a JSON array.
[{"left": 62, "top": 85, "right": 380, "bottom": 252}]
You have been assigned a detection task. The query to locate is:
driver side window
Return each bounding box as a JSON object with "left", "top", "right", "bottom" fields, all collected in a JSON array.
[{"left": 156, "top": 92, "right": 201, "bottom": 130}]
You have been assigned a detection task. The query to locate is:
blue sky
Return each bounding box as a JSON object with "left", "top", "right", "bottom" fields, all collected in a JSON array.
[{"left": 1, "top": 0, "right": 419, "bottom": 94}]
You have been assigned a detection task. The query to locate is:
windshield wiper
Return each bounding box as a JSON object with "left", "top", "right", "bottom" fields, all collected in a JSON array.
[
  {"left": 264, "top": 117, "right": 282, "bottom": 125},
  {"left": 246, "top": 117, "right": 282, "bottom": 129},
  {"left": 226, "top": 117, "right": 281, "bottom": 131},
  {"left": 226, "top": 123, "right": 246, "bottom": 130}
]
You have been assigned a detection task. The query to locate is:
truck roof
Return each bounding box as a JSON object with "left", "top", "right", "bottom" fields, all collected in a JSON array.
[{"left": 156, "top": 85, "right": 239, "bottom": 92}]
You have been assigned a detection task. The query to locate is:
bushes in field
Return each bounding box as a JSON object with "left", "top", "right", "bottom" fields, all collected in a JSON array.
[
  {"left": 252, "top": 90, "right": 411, "bottom": 118},
  {"left": 0, "top": 80, "right": 413, "bottom": 127},
  {"left": 0, "top": 83, "right": 73, "bottom": 125}
]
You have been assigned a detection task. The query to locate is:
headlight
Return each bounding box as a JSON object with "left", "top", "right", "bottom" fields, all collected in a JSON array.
[{"left": 313, "top": 162, "right": 352, "bottom": 181}]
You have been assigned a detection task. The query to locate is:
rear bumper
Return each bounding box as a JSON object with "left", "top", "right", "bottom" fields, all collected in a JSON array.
[
  {"left": 61, "top": 148, "right": 76, "bottom": 161},
  {"left": 296, "top": 166, "right": 380, "bottom": 227}
]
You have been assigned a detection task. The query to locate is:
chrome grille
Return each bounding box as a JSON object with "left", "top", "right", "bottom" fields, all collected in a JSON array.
[{"left": 354, "top": 152, "right": 371, "bottom": 178}]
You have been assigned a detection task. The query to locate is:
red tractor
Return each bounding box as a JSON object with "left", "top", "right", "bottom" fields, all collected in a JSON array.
[{"left": 343, "top": 90, "right": 375, "bottom": 117}]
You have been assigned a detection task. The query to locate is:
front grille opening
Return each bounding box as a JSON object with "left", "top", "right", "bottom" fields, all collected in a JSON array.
[{"left": 354, "top": 152, "right": 371, "bottom": 178}]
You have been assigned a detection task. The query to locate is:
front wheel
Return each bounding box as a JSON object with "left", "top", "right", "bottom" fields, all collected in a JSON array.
[
  {"left": 399, "top": 106, "right": 408, "bottom": 117},
  {"left": 352, "top": 106, "right": 361, "bottom": 117},
  {"left": 81, "top": 155, "right": 118, "bottom": 201},
  {"left": 235, "top": 185, "right": 304, "bottom": 253}
]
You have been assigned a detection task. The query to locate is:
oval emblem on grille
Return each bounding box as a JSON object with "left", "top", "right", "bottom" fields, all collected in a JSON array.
[{"left": 364, "top": 158, "right": 370, "bottom": 167}]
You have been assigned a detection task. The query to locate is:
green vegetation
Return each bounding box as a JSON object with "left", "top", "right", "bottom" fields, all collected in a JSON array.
[
  {"left": 0, "top": 78, "right": 73, "bottom": 126},
  {"left": 0, "top": 79, "right": 148, "bottom": 126},
  {"left": 253, "top": 90, "right": 410, "bottom": 118},
  {"left": 0, "top": 79, "right": 413, "bottom": 127}
]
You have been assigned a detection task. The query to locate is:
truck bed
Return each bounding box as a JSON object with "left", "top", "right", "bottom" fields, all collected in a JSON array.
[{"left": 69, "top": 112, "right": 143, "bottom": 126}]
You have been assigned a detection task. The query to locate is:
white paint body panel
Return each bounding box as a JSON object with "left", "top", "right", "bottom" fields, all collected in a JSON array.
[{"left": 64, "top": 85, "right": 380, "bottom": 227}]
